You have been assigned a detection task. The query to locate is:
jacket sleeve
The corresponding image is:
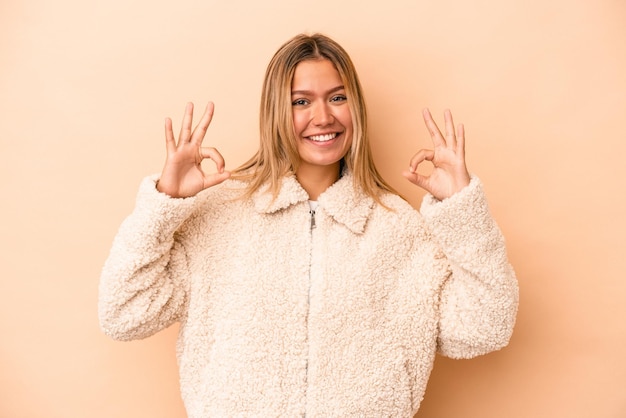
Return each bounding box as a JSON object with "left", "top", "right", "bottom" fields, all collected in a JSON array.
[
  {"left": 98, "top": 175, "right": 198, "bottom": 341},
  {"left": 420, "top": 176, "right": 519, "bottom": 359}
]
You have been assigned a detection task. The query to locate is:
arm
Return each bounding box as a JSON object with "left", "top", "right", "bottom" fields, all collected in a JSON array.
[
  {"left": 98, "top": 177, "right": 198, "bottom": 341},
  {"left": 421, "top": 177, "right": 519, "bottom": 358},
  {"left": 403, "top": 108, "right": 518, "bottom": 358},
  {"left": 99, "top": 102, "right": 230, "bottom": 341}
]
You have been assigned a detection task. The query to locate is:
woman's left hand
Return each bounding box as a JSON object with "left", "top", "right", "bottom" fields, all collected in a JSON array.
[{"left": 402, "top": 108, "right": 471, "bottom": 200}]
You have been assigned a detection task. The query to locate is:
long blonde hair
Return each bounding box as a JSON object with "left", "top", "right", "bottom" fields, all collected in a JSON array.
[{"left": 232, "top": 33, "right": 397, "bottom": 204}]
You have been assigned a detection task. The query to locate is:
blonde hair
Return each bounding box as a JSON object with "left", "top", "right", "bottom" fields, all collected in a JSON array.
[{"left": 232, "top": 33, "right": 397, "bottom": 205}]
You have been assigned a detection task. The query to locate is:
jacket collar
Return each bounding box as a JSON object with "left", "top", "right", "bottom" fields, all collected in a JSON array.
[{"left": 252, "top": 171, "right": 374, "bottom": 234}]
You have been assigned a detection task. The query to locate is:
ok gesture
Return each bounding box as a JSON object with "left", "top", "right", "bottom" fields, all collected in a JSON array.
[
  {"left": 402, "top": 109, "right": 471, "bottom": 201},
  {"left": 156, "top": 102, "right": 231, "bottom": 198}
]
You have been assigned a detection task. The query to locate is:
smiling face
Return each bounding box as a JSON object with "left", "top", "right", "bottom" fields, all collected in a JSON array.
[{"left": 291, "top": 59, "right": 353, "bottom": 178}]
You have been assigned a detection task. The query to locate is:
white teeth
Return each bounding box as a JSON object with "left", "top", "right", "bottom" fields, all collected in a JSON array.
[{"left": 309, "top": 133, "right": 338, "bottom": 142}]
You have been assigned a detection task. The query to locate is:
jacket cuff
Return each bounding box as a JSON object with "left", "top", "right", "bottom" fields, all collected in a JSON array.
[
  {"left": 131, "top": 175, "right": 199, "bottom": 240},
  {"left": 419, "top": 176, "right": 501, "bottom": 257}
]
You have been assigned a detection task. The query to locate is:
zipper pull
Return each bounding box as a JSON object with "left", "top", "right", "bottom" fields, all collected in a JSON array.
[{"left": 309, "top": 209, "right": 316, "bottom": 230}]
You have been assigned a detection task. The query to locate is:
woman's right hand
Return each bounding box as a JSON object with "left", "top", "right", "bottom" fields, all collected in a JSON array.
[{"left": 156, "top": 102, "right": 231, "bottom": 198}]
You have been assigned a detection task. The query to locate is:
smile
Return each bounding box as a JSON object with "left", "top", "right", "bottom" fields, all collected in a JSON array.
[{"left": 307, "top": 133, "right": 339, "bottom": 142}]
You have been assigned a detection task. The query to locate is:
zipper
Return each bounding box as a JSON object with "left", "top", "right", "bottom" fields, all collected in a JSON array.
[
  {"left": 304, "top": 207, "right": 316, "bottom": 416},
  {"left": 309, "top": 209, "right": 316, "bottom": 230}
]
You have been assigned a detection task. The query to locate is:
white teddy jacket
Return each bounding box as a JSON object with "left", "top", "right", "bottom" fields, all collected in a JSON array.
[{"left": 99, "top": 172, "right": 518, "bottom": 417}]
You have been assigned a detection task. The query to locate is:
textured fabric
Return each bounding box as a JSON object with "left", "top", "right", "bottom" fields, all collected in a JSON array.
[{"left": 98, "top": 172, "right": 518, "bottom": 417}]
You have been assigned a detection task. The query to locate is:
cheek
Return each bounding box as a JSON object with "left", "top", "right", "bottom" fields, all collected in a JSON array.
[
  {"left": 338, "top": 107, "right": 353, "bottom": 129},
  {"left": 292, "top": 111, "right": 308, "bottom": 135},
  {"left": 340, "top": 111, "right": 354, "bottom": 138}
]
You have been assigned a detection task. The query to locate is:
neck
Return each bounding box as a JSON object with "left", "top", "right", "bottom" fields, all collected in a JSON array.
[{"left": 296, "top": 163, "right": 340, "bottom": 200}]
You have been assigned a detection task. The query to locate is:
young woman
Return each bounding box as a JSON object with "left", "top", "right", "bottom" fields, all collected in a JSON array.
[{"left": 99, "top": 33, "right": 518, "bottom": 417}]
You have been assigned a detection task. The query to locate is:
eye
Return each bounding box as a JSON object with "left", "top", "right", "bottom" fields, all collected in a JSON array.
[
  {"left": 330, "top": 95, "right": 347, "bottom": 103},
  {"left": 292, "top": 98, "right": 309, "bottom": 106}
]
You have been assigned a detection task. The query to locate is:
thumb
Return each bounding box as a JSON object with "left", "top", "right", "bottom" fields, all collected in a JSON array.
[
  {"left": 203, "top": 170, "right": 231, "bottom": 189},
  {"left": 402, "top": 169, "right": 429, "bottom": 190}
]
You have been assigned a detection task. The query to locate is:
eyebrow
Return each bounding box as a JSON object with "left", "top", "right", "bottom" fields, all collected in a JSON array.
[{"left": 291, "top": 85, "right": 346, "bottom": 96}]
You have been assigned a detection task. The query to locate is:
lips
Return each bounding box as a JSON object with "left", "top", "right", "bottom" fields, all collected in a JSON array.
[{"left": 307, "top": 132, "right": 339, "bottom": 142}]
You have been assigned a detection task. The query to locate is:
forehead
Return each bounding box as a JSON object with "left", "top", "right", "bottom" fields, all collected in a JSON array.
[{"left": 291, "top": 59, "right": 343, "bottom": 91}]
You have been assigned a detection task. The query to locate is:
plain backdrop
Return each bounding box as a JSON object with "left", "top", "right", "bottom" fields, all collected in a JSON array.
[{"left": 1, "top": 0, "right": 625, "bottom": 417}]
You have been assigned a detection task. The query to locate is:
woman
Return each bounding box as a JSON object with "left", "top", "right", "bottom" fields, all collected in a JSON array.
[{"left": 99, "top": 33, "right": 518, "bottom": 417}]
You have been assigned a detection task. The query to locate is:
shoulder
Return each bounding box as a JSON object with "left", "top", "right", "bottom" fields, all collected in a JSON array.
[
  {"left": 376, "top": 192, "right": 421, "bottom": 222},
  {"left": 195, "top": 178, "right": 250, "bottom": 206},
  {"left": 180, "top": 179, "right": 253, "bottom": 228},
  {"left": 356, "top": 192, "right": 443, "bottom": 263},
  {"left": 379, "top": 192, "right": 415, "bottom": 212},
  {"left": 370, "top": 192, "right": 432, "bottom": 238}
]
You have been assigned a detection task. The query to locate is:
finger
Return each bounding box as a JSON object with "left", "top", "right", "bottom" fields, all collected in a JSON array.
[
  {"left": 402, "top": 167, "right": 429, "bottom": 189},
  {"left": 199, "top": 146, "right": 226, "bottom": 173},
  {"left": 179, "top": 102, "right": 194, "bottom": 144},
  {"left": 164, "top": 117, "right": 176, "bottom": 154},
  {"left": 422, "top": 108, "right": 446, "bottom": 147},
  {"left": 444, "top": 109, "right": 457, "bottom": 149},
  {"left": 203, "top": 170, "right": 232, "bottom": 189},
  {"left": 190, "top": 102, "right": 215, "bottom": 145},
  {"left": 407, "top": 149, "right": 435, "bottom": 173},
  {"left": 456, "top": 122, "right": 466, "bottom": 153}
]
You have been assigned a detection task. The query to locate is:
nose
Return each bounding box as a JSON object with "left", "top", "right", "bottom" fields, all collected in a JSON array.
[{"left": 312, "top": 101, "right": 334, "bottom": 126}]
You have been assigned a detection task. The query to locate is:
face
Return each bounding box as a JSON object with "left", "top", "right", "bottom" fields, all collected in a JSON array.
[{"left": 291, "top": 59, "right": 353, "bottom": 175}]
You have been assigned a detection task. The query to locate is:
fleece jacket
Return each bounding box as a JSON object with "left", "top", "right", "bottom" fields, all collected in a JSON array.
[{"left": 98, "top": 172, "right": 519, "bottom": 417}]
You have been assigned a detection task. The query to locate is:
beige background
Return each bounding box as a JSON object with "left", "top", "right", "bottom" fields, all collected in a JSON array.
[{"left": 1, "top": 0, "right": 625, "bottom": 416}]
